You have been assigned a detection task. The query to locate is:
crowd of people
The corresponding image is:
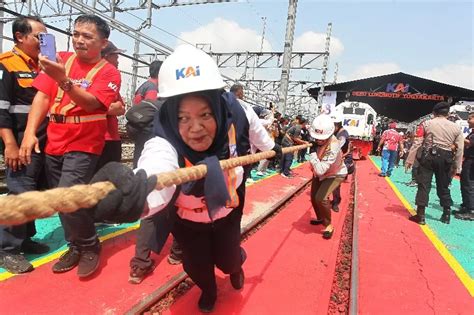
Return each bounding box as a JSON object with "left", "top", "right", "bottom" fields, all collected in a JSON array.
[
  {"left": 376, "top": 103, "right": 472, "bottom": 224},
  {"left": 0, "top": 13, "right": 472, "bottom": 314},
  {"left": 0, "top": 14, "right": 350, "bottom": 313}
]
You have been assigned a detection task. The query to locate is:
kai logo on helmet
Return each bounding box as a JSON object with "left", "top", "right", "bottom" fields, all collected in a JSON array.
[
  {"left": 313, "top": 128, "right": 324, "bottom": 134},
  {"left": 175, "top": 66, "right": 201, "bottom": 80}
]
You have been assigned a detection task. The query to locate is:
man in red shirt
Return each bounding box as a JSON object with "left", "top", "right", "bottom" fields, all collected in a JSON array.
[
  {"left": 376, "top": 122, "right": 404, "bottom": 177},
  {"left": 132, "top": 60, "right": 161, "bottom": 105},
  {"left": 95, "top": 41, "right": 125, "bottom": 171},
  {"left": 19, "top": 15, "right": 121, "bottom": 278}
]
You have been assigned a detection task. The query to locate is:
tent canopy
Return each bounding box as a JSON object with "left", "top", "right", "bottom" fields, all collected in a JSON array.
[{"left": 308, "top": 72, "right": 474, "bottom": 122}]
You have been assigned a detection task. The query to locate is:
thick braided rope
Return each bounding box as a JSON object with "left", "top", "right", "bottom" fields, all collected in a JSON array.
[{"left": 0, "top": 143, "right": 310, "bottom": 225}]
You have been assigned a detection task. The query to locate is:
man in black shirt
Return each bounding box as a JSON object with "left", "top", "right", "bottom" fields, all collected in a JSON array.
[
  {"left": 0, "top": 16, "right": 49, "bottom": 274},
  {"left": 455, "top": 112, "right": 474, "bottom": 220},
  {"left": 280, "top": 116, "right": 307, "bottom": 177}
]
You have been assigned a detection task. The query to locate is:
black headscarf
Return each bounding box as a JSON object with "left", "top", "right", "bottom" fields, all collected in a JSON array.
[
  {"left": 152, "top": 89, "right": 234, "bottom": 218},
  {"left": 153, "top": 89, "right": 232, "bottom": 165}
]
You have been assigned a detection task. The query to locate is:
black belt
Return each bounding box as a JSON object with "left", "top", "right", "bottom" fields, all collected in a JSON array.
[{"left": 50, "top": 114, "right": 67, "bottom": 123}]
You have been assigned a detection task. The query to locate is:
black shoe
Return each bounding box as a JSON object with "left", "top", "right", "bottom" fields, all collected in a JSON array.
[
  {"left": 440, "top": 213, "right": 450, "bottom": 224},
  {"left": 230, "top": 268, "right": 245, "bottom": 290},
  {"left": 408, "top": 214, "right": 425, "bottom": 225},
  {"left": 21, "top": 239, "right": 50, "bottom": 254},
  {"left": 129, "top": 260, "right": 156, "bottom": 284},
  {"left": 452, "top": 206, "right": 468, "bottom": 215},
  {"left": 198, "top": 291, "right": 216, "bottom": 313},
  {"left": 310, "top": 219, "right": 323, "bottom": 225},
  {"left": 454, "top": 211, "right": 474, "bottom": 221},
  {"left": 322, "top": 228, "right": 334, "bottom": 240},
  {"left": 52, "top": 248, "right": 81, "bottom": 273},
  {"left": 332, "top": 205, "right": 340, "bottom": 212},
  {"left": 378, "top": 173, "right": 386, "bottom": 177},
  {"left": 77, "top": 247, "right": 101, "bottom": 278},
  {"left": 0, "top": 253, "right": 34, "bottom": 274},
  {"left": 167, "top": 253, "right": 183, "bottom": 265}
]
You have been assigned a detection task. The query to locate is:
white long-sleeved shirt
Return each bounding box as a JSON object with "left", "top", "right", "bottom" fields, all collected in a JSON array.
[
  {"left": 137, "top": 101, "right": 275, "bottom": 222},
  {"left": 309, "top": 136, "right": 347, "bottom": 180},
  {"left": 238, "top": 99, "right": 275, "bottom": 154}
]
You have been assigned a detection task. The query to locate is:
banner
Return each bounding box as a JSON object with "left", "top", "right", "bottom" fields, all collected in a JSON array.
[{"left": 321, "top": 91, "right": 337, "bottom": 114}]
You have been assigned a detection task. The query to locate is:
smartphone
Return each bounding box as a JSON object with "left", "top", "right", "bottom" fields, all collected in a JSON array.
[{"left": 39, "top": 32, "right": 57, "bottom": 62}]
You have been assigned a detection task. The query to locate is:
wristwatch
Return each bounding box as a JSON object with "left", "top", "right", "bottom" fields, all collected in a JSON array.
[{"left": 59, "top": 78, "right": 73, "bottom": 92}]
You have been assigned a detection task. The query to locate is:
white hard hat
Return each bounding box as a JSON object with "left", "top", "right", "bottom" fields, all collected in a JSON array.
[
  {"left": 309, "top": 114, "right": 335, "bottom": 140},
  {"left": 158, "top": 45, "right": 226, "bottom": 98},
  {"left": 330, "top": 109, "right": 343, "bottom": 123}
]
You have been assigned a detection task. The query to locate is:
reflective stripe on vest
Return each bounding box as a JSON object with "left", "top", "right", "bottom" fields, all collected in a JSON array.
[
  {"left": 50, "top": 54, "right": 109, "bottom": 116},
  {"left": 181, "top": 124, "right": 240, "bottom": 212}
]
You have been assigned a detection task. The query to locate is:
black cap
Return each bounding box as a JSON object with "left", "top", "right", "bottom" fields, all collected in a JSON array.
[
  {"left": 432, "top": 101, "right": 450, "bottom": 113},
  {"left": 101, "top": 41, "right": 126, "bottom": 57}
]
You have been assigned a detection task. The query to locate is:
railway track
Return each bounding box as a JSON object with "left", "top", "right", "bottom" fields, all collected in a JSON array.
[{"left": 126, "top": 171, "right": 359, "bottom": 314}]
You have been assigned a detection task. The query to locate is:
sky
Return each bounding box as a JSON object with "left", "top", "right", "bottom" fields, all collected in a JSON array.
[{"left": 2, "top": 0, "right": 473, "bottom": 95}]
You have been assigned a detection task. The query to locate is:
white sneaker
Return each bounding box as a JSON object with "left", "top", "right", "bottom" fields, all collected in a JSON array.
[{"left": 256, "top": 171, "right": 264, "bottom": 176}]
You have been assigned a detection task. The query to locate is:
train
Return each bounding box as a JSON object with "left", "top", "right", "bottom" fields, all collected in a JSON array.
[
  {"left": 450, "top": 100, "right": 473, "bottom": 137},
  {"left": 335, "top": 101, "right": 378, "bottom": 159}
]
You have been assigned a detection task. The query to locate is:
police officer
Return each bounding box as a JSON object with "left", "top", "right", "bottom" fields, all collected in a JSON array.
[{"left": 405, "top": 102, "right": 464, "bottom": 225}]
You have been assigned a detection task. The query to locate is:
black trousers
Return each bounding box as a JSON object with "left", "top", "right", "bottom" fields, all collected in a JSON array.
[
  {"left": 415, "top": 149, "right": 454, "bottom": 209},
  {"left": 332, "top": 185, "right": 342, "bottom": 207},
  {"left": 298, "top": 148, "right": 306, "bottom": 162},
  {"left": 131, "top": 208, "right": 176, "bottom": 269},
  {"left": 95, "top": 140, "right": 122, "bottom": 172},
  {"left": 172, "top": 207, "right": 243, "bottom": 296},
  {"left": 45, "top": 152, "right": 99, "bottom": 250},
  {"left": 0, "top": 152, "right": 45, "bottom": 253},
  {"left": 460, "top": 158, "right": 474, "bottom": 211}
]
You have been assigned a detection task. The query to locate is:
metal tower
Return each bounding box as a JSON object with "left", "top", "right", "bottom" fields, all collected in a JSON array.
[
  {"left": 316, "top": 22, "right": 332, "bottom": 115},
  {"left": 278, "top": 0, "right": 298, "bottom": 115}
]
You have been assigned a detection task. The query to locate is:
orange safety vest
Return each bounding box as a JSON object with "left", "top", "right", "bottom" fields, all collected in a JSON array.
[
  {"left": 179, "top": 124, "right": 240, "bottom": 213},
  {"left": 50, "top": 54, "right": 108, "bottom": 123}
]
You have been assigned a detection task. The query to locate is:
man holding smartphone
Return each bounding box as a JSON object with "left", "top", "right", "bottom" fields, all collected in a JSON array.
[
  {"left": 20, "top": 15, "right": 121, "bottom": 278},
  {"left": 0, "top": 16, "right": 50, "bottom": 274}
]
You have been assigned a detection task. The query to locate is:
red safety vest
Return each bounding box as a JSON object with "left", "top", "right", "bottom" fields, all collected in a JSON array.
[
  {"left": 177, "top": 124, "right": 240, "bottom": 213},
  {"left": 50, "top": 54, "right": 108, "bottom": 123}
]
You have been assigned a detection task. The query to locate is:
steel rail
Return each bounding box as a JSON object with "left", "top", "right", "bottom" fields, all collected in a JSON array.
[
  {"left": 350, "top": 168, "right": 359, "bottom": 314},
  {"left": 125, "top": 176, "right": 312, "bottom": 314}
]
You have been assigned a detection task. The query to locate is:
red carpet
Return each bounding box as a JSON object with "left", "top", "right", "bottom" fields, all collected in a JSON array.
[
  {"left": 163, "top": 176, "right": 352, "bottom": 314},
  {"left": 356, "top": 160, "right": 474, "bottom": 314},
  {"left": 0, "top": 165, "right": 312, "bottom": 314}
]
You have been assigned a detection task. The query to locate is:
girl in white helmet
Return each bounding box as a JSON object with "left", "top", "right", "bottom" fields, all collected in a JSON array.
[
  {"left": 308, "top": 114, "right": 347, "bottom": 239},
  {"left": 90, "top": 44, "right": 278, "bottom": 312}
]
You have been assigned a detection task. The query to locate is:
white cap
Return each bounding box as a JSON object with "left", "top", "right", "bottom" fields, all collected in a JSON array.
[
  {"left": 158, "top": 45, "right": 226, "bottom": 98},
  {"left": 309, "top": 114, "right": 335, "bottom": 140}
]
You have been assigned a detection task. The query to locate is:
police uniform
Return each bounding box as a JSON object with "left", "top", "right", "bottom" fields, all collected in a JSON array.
[
  {"left": 0, "top": 47, "right": 48, "bottom": 258},
  {"left": 406, "top": 102, "right": 464, "bottom": 223}
]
